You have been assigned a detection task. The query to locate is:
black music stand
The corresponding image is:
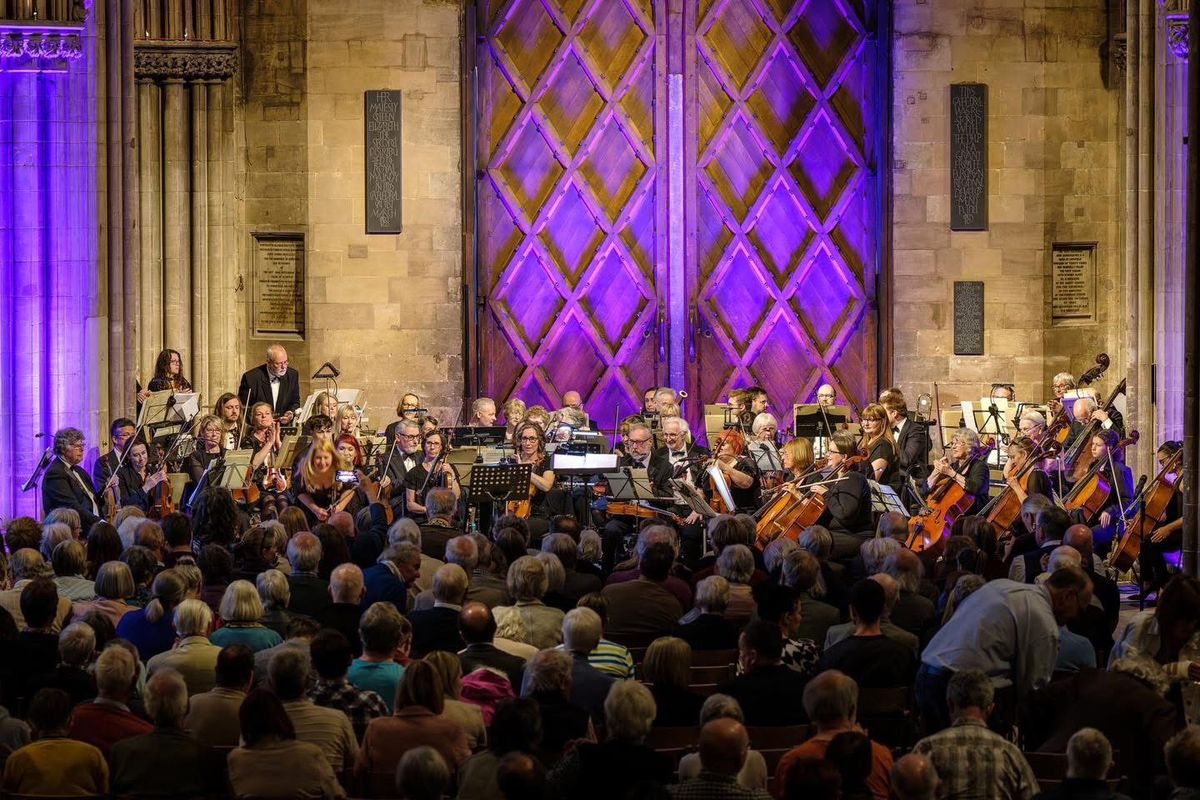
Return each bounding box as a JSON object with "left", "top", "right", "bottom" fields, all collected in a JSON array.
[
  {"left": 794, "top": 405, "right": 849, "bottom": 440},
  {"left": 447, "top": 426, "right": 508, "bottom": 447},
  {"left": 464, "top": 462, "right": 532, "bottom": 506}
]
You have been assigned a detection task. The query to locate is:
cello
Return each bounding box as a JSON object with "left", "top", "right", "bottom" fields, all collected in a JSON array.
[
  {"left": 978, "top": 433, "right": 1063, "bottom": 534},
  {"left": 1108, "top": 446, "right": 1184, "bottom": 572},
  {"left": 1062, "top": 430, "right": 1138, "bottom": 523},
  {"left": 754, "top": 454, "right": 867, "bottom": 549},
  {"left": 1049, "top": 353, "right": 1110, "bottom": 444},
  {"left": 905, "top": 438, "right": 995, "bottom": 554}
]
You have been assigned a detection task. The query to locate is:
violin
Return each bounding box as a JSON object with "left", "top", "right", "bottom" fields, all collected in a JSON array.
[
  {"left": 754, "top": 453, "right": 867, "bottom": 550},
  {"left": 600, "top": 501, "right": 686, "bottom": 527},
  {"left": 1063, "top": 431, "right": 1138, "bottom": 524},
  {"left": 1109, "top": 447, "right": 1183, "bottom": 572},
  {"left": 505, "top": 452, "right": 542, "bottom": 519},
  {"left": 905, "top": 438, "right": 995, "bottom": 554}
]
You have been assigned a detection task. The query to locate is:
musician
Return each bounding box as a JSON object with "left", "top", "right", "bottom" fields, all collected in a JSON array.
[
  {"left": 751, "top": 413, "right": 779, "bottom": 444},
  {"left": 878, "top": 387, "right": 904, "bottom": 405},
  {"left": 242, "top": 402, "right": 282, "bottom": 472},
  {"left": 294, "top": 440, "right": 341, "bottom": 525},
  {"left": 551, "top": 407, "right": 588, "bottom": 441},
  {"left": 43, "top": 427, "right": 103, "bottom": 527},
  {"left": 650, "top": 417, "right": 710, "bottom": 496},
  {"left": 404, "top": 429, "right": 461, "bottom": 519},
  {"left": 925, "top": 428, "right": 990, "bottom": 515},
  {"left": 990, "top": 383, "right": 1016, "bottom": 403},
  {"left": 619, "top": 422, "right": 655, "bottom": 469},
  {"left": 93, "top": 417, "right": 137, "bottom": 492},
  {"left": 1067, "top": 395, "right": 1125, "bottom": 447},
  {"left": 658, "top": 401, "right": 682, "bottom": 420},
  {"left": 237, "top": 344, "right": 301, "bottom": 423},
  {"left": 746, "top": 386, "right": 768, "bottom": 417},
  {"left": 382, "top": 418, "right": 423, "bottom": 517},
  {"left": 114, "top": 439, "right": 170, "bottom": 513},
  {"left": 336, "top": 405, "right": 360, "bottom": 438},
  {"left": 470, "top": 397, "right": 498, "bottom": 427},
  {"left": 816, "top": 384, "right": 837, "bottom": 407},
  {"left": 184, "top": 414, "right": 226, "bottom": 484},
  {"left": 641, "top": 387, "right": 659, "bottom": 417},
  {"left": 383, "top": 393, "right": 423, "bottom": 442},
  {"left": 562, "top": 391, "right": 583, "bottom": 410},
  {"left": 1001, "top": 436, "right": 1052, "bottom": 504},
  {"left": 727, "top": 389, "right": 753, "bottom": 430},
  {"left": 883, "top": 396, "right": 929, "bottom": 483},
  {"left": 800, "top": 430, "right": 871, "bottom": 536},
  {"left": 780, "top": 437, "right": 815, "bottom": 479},
  {"left": 655, "top": 387, "right": 678, "bottom": 409},
  {"left": 1083, "top": 429, "right": 1135, "bottom": 552},
  {"left": 333, "top": 433, "right": 371, "bottom": 517},
  {"left": 1139, "top": 441, "right": 1185, "bottom": 598},
  {"left": 709, "top": 428, "right": 760, "bottom": 511},
  {"left": 147, "top": 349, "right": 194, "bottom": 393},
  {"left": 508, "top": 421, "right": 555, "bottom": 542},
  {"left": 858, "top": 403, "right": 899, "bottom": 493},
  {"left": 314, "top": 391, "right": 339, "bottom": 420},
  {"left": 213, "top": 393, "right": 243, "bottom": 451},
  {"left": 503, "top": 398, "right": 527, "bottom": 437},
  {"left": 304, "top": 414, "right": 335, "bottom": 446},
  {"left": 1050, "top": 372, "right": 1076, "bottom": 414},
  {"left": 421, "top": 415, "right": 440, "bottom": 435},
  {"left": 1017, "top": 410, "right": 1048, "bottom": 440},
  {"left": 525, "top": 405, "right": 553, "bottom": 434}
]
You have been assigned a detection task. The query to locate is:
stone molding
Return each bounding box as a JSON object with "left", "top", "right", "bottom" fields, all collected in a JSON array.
[
  {"left": 1160, "top": 0, "right": 1189, "bottom": 61},
  {"left": 0, "top": 21, "right": 84, "bottom": 61},
  {"left": 134, "top": 40, "right": 238, "bottom": 82}
]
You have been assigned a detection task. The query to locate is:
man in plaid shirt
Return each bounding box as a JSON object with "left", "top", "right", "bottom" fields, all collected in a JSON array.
[
  {"left": 308, "top": 628, "right": 388, "bottom": 741},
  {"left": 912, "top": 670, "right": 1039, "bottom": 800}
]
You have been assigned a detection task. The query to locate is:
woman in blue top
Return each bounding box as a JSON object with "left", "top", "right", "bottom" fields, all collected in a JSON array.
[
  {"left": 211, "top": 579, "right": 284, "bottom": 652},
  {"left": 116, "top": 568, "right": 187, "bottom": 661}
]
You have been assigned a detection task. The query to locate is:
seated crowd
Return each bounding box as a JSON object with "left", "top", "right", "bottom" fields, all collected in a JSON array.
[{"left": 1, "top": 492, "right": 1200, "bottom": 800}]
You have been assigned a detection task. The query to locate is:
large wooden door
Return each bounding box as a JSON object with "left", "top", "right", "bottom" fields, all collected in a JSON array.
[{"left": 473, "top": 0, "right": 884, "bottom": 436}]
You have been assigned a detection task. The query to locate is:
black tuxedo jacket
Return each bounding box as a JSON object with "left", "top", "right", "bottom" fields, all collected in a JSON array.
[
  {"left": 647, "top": 444, "right": 711, "bottom": 498},
  {"left": 91, "top": 449, "right": 119, "bottom": 493},
  {"left": 894, "top": 419, "right": 931, "bottom": 480},
  {"left": 238, "top": 364, "right": 301, "bottom": 416},
  {"left": 43, "top": 458, "right": 102, "bottom": 528}
]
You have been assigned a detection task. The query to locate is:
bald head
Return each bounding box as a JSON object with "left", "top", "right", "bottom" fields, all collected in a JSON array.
[
  {"left": 329, "top": 563, "right": 364, "bottom": 603},
  {"left": 328, "top": 511, "right": 355, "bottom": 540},
  {"left": 459, "top": 602, "right": 495, "bottom": 644},
  {"left": 698, "top": 718, "right": 749, "bottom": 776},
  {"left": 562, "top": 391, "right": 582, "bottom": 409},
  {"left": 1063, "top": 524, "right": 1094, "bottom": 563},
  {"left": 891, "top": 753, "right": 939, "bottom": 800}
]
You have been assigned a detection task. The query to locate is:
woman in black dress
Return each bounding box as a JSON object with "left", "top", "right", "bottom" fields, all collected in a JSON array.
[
  {"left": 858, "top": 402, "right": 899, "bottom": 491},
  {"left": 404, "top": 429, "right": 461, "bottom": 519}
]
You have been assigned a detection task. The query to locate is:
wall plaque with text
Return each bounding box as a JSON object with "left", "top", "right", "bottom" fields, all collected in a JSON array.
[
  {"left": 950, "top": 83, "right": 988, "bottom": 231},
  {"left": 953, "top": 281, "right": 985, "bottom": 355},
  {"left": 252, "top": 232, "right": 305, "bottom": 339},
  {"left": 365, "top": 89, "right": 402, "bottom": 234},
  {"left": 1051, "top": 242, "right": 1097, "bottom": 323}
]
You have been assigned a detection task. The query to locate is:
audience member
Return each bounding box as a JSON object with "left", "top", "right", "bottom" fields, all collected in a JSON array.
[
  {"left": 603, "top": 541, "right": 685, "bottom": 642},
  {"left": 26, "top": 621, "right": 97, "bottom": 707},
  {"left": 424, "top": 651, "right": 487, "bottom": 749},
  {"left": 670, "top": 717, "right": 771, "bottom": 799},
  {"left": 408, "top": 563, "right": 468, "bottom": 656},
  {"left": 1032, "top": 728, "right": 1130, "bottom": 800},
  {"left": 457, "top": 697, "right": 543, "bottom": 800},
  {"left": 309, "top": 628, "right": 389, "bottom": 741},
  {"left": 2, "top": 688, "right": 108, "bottom": 797},
  {"left": 286, "top": 532, "right": 332, "bottom": 618},
  {"left": 678, "top": 694, "right": 768, "bottom": 790},
  {"left": 397, "top": 745, "right": 450, "bottom": 800},
  {"left": 146, "top": 598, "right": 222, "bottom": 694},
  {"left": 185, "top": 644, "right": 254, "bottom": 748},
  {"left": 270, "top": 646, "right": 359, "bottom": 776},
  {"left": 641, "top": 636, "right": 704, "bottom": 727},
  {"left": 817, "top": 578, "right": 916, "bottom": 688},
  {"left": 824, "top": 573, "right": 919, "bottom": 656},
  {"left": 496, "top": 556, "right": 565, "bottom": 649},
  {"left": 753, "top": 581, "right": 820, "bottom": 681},
  {"left": 673, "top": 575, "right": 741, "bottom": 651},
  {"left": 362, "top": 541, "right": 420, "bottom": 613},
  {"left": 459, "top": 601, "right": 526, "bottom": 690},
  {"left": 1166, "top": 726, "right": 1200, "bottom": 800},
  {"left": 559, "top": 607, "right": 616, "bottom": 722},
  {"left": 891, "top": 752, "right": 940, "bottom": 800},
  {"left": 522, "top": 649, "right": 593, "bottom": 763},
  {"left": 573, "top": 592, "right": 636, "bottom": 679},
  {"left": 716, "top": 621, "right": 809, "bottom": 726},
  {"left": 349, "top": 601, "right": 408, "bottom": 712},
  {"left": 884, "top": 549, "right": 937, "bottom": 638},
  {"left": 782, "top": 549, "right": 842, "bottom": 645}
]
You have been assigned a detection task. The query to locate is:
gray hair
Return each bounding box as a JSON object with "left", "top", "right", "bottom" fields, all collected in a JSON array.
[
  {"left": 604, "top": 681, "right": 656, "bottom": 742},
  {"left": 432, "top": 564, "right": 469, "bottom": 604},
  {"left": 695, "top": 575, "right": 730, "bottom": 613},
  {"left": 562, "top": 607, "right": 602, "bottom": 653},
  {"left": 751, "top": 413, "right": 778, "bottom": 435},
  {"left": 1052, "top": 372, "right": 1076, "bottom": 388},
  {"left": 524, "top": 649, "right": 571, "bottom": 693},
  {"left": 269, "top": 647, "right": 311, "bottom": 700},
  {"left": 716, "top": 544, "right": 753, "bottom": 584},
  {"left": 96, "top": 644, "right": 137, "bottom": 696},
  {"left": 494, "top": 605, "right": 530, "bottom": 644},
  {"left": 578, "top": 529, "right": 602, "bottom": 564},
  {"left": 145, "top": 668, "right": 189, "bottom": 727},
  {"left": 397, "top": 746, "right": 450, "bottom": 800},
  {"left": 862, "top": 537, "right": 901, "bottom": 576},
  {"left": 444, "top": 536, "right": 479, "bottom": 572},
  {"left": 636, "top": 525, "right": 679, "bottom": 558},
  {"left": 383, "top": 541, "right": 422, "bottom": 570},
  {"left": 882, "top": 550, "right": 923, "bottom": 593},
  {"left": 699, "top": 693, "right": 745, "bottom": 725},
  {"left": 286, "top": 532, "right": 322, "bottom": 572},
  {"left": 173, "top": 598, "right": 213, "bottom": 637},
  {"left": 798, "top": 526, "right": 832, "bottom": 559},
  {"left": 762, "top": 537, "right": 797, "bottom": 575},
  {"left": 802, "top": 669, "right": 858, "bottom": 725},
  {"left": 219, "top": 579, "right": 265, "bottom": 624},
  {"left": 44, "top": 507, "right": 82, "bottom": 539},
  {"left": 425, "top": 488, "right": 457, "bottom": 519},
  {"left": 891, "top": 753, "right": 939, "bottom": 800},
  {"left": 58, "top": 622, "right": 96, "bottom": 666},
  {"left": 256, "top": 569, "right": 291, "bottom": 611},
  {"left": 11, "top": 549, "right": 47, "bottom": 581},
  {"left": 388, "top": 517, "right": 422, "bottom": 548},
  {"left": 535, "top": 552, "right": 565, "bottom": 592},
  {"left": 1109, "top": 656, "right": 1171, "bottom": 695},
  {"left": 266, "top": 343, "right": 286, "bottom": 360},
  {"left": 950, "top": 428, "right": 980, "bottom": 449},
  {"left": 1066, "top": 727, "right": 1112, "bottom": 780},
  {"left": 507, "top": 556, "right": 547, "bottom": 601},
  {"left": 1020, "top": 410, "right": 1048, "bottom": 428},
  {"left": 52, "top": 427, "right": 84, "bottom": 457},
  {"left": 946, "top": 669, "right": 993, "bottom": 713},
  {"left": 359, "top": 602, "right": 405, "bottom": 654}
]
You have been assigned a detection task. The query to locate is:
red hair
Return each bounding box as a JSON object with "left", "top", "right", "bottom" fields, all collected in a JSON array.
[
  {"left": 715, "top": 429, "right": 746, "bottom": 457},
  {"left": 334, "top": 434, "right": 364, "bottom": 468}
]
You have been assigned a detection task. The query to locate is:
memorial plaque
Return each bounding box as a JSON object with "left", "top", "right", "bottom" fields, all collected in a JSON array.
[
  {"left": 365, "top": 89, "right": 402, "bottom": 234},
  {"left": 252, "top": 233, "right": 305, "bottom": 339},
  {"left": 1051, "top": 242, "right": 1097, "bottom": 323},
  {"left": 953, "top": 281, "right": 985, "bottom": 355},
  {"left": 950, "top": 83, "right": 987, "bottom": 231}
]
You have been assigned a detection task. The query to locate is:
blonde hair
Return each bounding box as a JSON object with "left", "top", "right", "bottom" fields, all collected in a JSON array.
[
  {"left": 298, "top": 439, "right": 341, "bottom": 487},
  {"left": 859, "top": 402, "right": 897, "bottom": 456},
  {"left": 423, "top": 651, "right": 464, "bottom": 699},
  {"left": 781, "top": 437, "right": 814, "bottom": 473},
  {"left": 192, "top": 414, "right": 222, "bottom": 437},
  {"left": 218, "top": 579, "right": 265, "bottom": 624},
  {"left": 642, "top": 637, "right": 692, "bottom": 691}
]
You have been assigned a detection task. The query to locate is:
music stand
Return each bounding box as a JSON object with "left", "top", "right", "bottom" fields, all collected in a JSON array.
[
  {"left": 749, "top": 442, "right": 783, "bottom": 472},
  {"left": 138, "top": 389, "right": 176, "bottom": 436},
  {"left": 672, "top": 480, "right": 720, "bottom": 518},
  {"left": 868, "top": 480, "right": 909, "bottom": 517},
  {"left": 446, "top": 447, "right": 480, "bottom": 485},
  {"left": 448, "top": 426, "right": 508, "bottom": 447},
  {"left": 217, "top": 450, "right": 254, "bottom": 489},
  {"left": 464, "top": 462, "right": 531, "bottom": 506},
  {"left": 277, "top": 436, "right": 307, "bottom": 473},
  {"left": 552, "top": 452, "right": 618, "bottom": 474},
  {"left": 793, "top": 404, "right": 850, "bottom": 440},
  {"left": 603, "top": 468, "right": 661, "bottom": 501}
]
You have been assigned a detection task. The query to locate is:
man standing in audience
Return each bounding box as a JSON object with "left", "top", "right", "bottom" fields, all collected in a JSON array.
[
  {"left": 670, "top": 718, "right": 770, "bottom": 799},
  {"left": 912, "top": 670, "right": 1038, "bottom": 800},
  {"left": 817, "top": 579, "right": 916, "bottom": 688},
  {"left": 186, "top": 645, "right": 253, "bottom": 748},
  {"left": 916, "top": 566, "right": 1093, "bottom": 734},
  {"left": 716, "top": 621, "right": 808, "bottom": 727},
  {"left": 774, "top": 670, "right": 894, "bottom": 799}
]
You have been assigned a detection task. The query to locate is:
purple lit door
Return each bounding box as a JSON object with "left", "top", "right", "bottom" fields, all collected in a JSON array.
[{"left": 474, "top": 0, "right": 882, "bottom": 437}]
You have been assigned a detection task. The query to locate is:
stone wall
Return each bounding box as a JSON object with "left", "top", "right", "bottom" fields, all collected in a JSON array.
[
  {"left": 302, "top": 0, "right": 464, "bottom": 429},
  {"left": 890, "top": 0, "right": 1124, "bottom": 413}
]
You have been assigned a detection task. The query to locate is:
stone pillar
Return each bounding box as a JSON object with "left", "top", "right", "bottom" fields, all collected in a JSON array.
[{"left": 162, "top": 79, "right": 191, "bottom": 360}]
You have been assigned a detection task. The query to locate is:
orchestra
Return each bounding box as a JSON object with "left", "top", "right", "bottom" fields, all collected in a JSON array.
[{"left": 49, "top": 338, "right": 1185, "bottom": 602}]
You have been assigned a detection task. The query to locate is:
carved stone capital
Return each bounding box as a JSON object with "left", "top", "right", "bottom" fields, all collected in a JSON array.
[
  {"left": 1167, "top": 18, "right": 1189, "bottom": 60},
  {"left": 0, "top": 21, "right": 84, "bottom": 64},
  {"left": 1112, "top": 33, "right": 1127, "bottom": 74},
  {"left": 133, "top": 40, "right": 238, "bottom": 82}
]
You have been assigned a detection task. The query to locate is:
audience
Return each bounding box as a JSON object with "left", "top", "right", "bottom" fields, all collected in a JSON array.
[
  {"left": 459, "top": 601, "right": 527, "bottom": 690},
  {"left": 642, "top": 636, "right": 705, "bottom": 727},
  {"left": 271, "top": 644, "right": 359, "bottom": 775},
  {"left": 674, "top": 575, "right": 742, "bottom": 651},
  {"left": 891, "top": 752, "right": 940, "bottom": 800},
  {"left": 423, "top": 651, "right": 487, "bottom": 749},
  {"left": 496, "top": 556, "right": 566, "bottom": 649},
  {"left": 349, "top": 601, "right": 408, "bottom": 713},
  {"left": 558, "top": 607, "right": 616, "bottom": 722},
  {"left": 66, "top": 644, "right": 153, "bottom": 757},
  {"left": 458, "top": 697, "right": 544, "bottom": 800},
  {"left": 522, "top": 648, "right": 593, "bottom": 763},
  {"left": 146, "top": 598, "right": 222, "bottom": 694},
  {"left": 716, "top": 620, "right": 808, "bottom": 726},
  {"left": 1035, "top": 728, "right": 1127, "bottom": 800},
  {"left": 408, "top": 563, "right": 469, "bottom": 656},
  {"left": 2, "top": 688, "right": 108, "bottom": 797},
  {"left": 603, "top": 540, "right": 686, "bottom": 641},
  {"left": 671, "top": 717, "right": 770, "bottom": 799},
  {"left": 309, "top": 628, "right": 389, "bottom": 742},
  {"left": 185, "top": 644, "right": 254, "bottom": 748},
  {"left": 677, "top": 694, "right": 769, "bottom": 790},
  {"left": 816, "top": 578, "right": 917, "bottom": 688}
]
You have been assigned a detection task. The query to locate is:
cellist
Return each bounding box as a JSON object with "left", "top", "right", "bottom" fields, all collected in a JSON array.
[
  {"left": 1138, "top": 441, "right": 1185, "bottom": 599},
  {"left": 1000, "top": 436, "right": 1052, "bottom": 504},
  {"left": 924, "top": 429, "right": 990, "bottom": 515},
  {"left": 1074, "top": 429, "right": 1135, "bottom": 554},
  {"left": 800, "top": 431, "right": 871, "bottom": 536}
]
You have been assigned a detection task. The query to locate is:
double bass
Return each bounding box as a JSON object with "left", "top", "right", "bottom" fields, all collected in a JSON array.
[
  {"left": 1063, "top": 431, "right": 1138, "bottom": 524},
  {"left": 1061, "top": 378, "right": 1126, "bottom": 482},
  {"left": 905, "top": 438, "right": 995, "bottom": 554},
  {"left": 1109, "top": 446, "right": 1184, "bottom": 572}
]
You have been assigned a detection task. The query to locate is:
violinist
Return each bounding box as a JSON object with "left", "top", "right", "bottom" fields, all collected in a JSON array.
[
  {"left": 214, "top": 393, "right": 243, "bottom": 451},
  {"left": 336, "top": 404, "right": 360, "bottom": 438},
  {"left": 242, "top": 402, "right": 280, "bottom": 468},
  {"left": 184, "top": 414, "right": 226, "bottom": 484},
  {"left": 883, "top": 395, "right": 929, "bottom": 482},
  {"left": 800, "top": 431, "right": 871, "bottom": 536},
  {"left": 313, "top": 391, "right": 338, "bottom": 421},
  {"left": 147, "top": 348, "right": 193, "bottom": 393},
  {"left": 816, "top": 384, "right": 837, "bottom": 407},
  {"left": 925, "top": 429, "right": 990, "bottom": 515},
  {"left": 92, "top": 417, "right": 137, "bottom": 492},
  {"left": 503, "top": 398, "right": 527, "bottom": 439},
  {"left": 1081, "top": 429, "right": 1135, "bottom": 552},
  {"left": 502, "top": 422, "right": 554, "bottom": 542},
  {"left": 858, "top": 402, "right": 899, "bottom": 491},
  {"left": 112, "top": 439, "right": 170, "bottom": 513},
  {"left": 404, "top": 429, "right": 461, "bottom": 520},
  {"left": 1138, "top": 441, "right": 1185, "bottom": 599},
  {"left": 331, "top": 433, "right": 371, "bottom": 516},
  {"left": 709, "top": 428, "right": 759, "bottom": 510},
  {"left": 651, "top": 417, "right": 710, "bottom": 496},
  {"left": 751, "top": 413, "right": 780, "bottom": 445},
  {"left": 1001, "top": 435, "right": 1052, "bottom": 504},
  {"left": 421, "top": 415, "right": 440, "bottom": 436},
  {"left": 294, "top": 440, "right": 341, "bottom": 525},
  {"left": 613, "top": 415, "right": 648, "bottom": 461},
  {"left": 382, "top": 419, "right": 423, "bottom": 516}
]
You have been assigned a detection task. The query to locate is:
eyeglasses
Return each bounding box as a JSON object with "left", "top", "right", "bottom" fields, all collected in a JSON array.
[
  {"left": 399, "top": 433, "right": 421, "bottom": 440},
  {"left": 519, "top": 435, "right": 540, "bottom": 442},
  {"left": 627, "top": 437, "right": 652, "bottom": 445}
]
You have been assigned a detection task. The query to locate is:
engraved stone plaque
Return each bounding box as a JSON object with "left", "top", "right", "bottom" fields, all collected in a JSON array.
[
  {"left": 252, "top": 232, "right": 305, "bottom": 339},
  {"left": 365, "top": 89, "right": 402, "bottom": 234},
  {"left": 950, "top": 83, "right": 987, "bottom": 231},
  {"left": 1051, "top": 242, "right": 1097, "bottom": 323},
  {"left": 953, "top": 281, "right": 985, "bottom": 356}
]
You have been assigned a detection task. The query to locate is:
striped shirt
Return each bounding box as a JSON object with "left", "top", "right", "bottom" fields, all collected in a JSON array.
[
  {"left": 912, "top": 717, "right": 1038, "bottom": 800},
  {"left": 553, "top": 639, "right": 635, "bottom": 679},
  {"left": 283, "top": 698, "right": 359, "bottom": 774}
]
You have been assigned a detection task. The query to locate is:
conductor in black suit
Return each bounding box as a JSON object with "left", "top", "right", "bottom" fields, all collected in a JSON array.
[
  {"left": 42, "top": 427, "right": 103, "bottom": 528},
  {"left": 237, "top": 343, "right": 302, "bottom": 424}
]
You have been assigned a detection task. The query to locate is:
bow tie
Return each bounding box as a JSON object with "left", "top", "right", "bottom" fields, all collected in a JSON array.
[
  {"left": 270, "top": 375, "right": 280, "bottom": 383},
  {"left": 893, "top": 426, "right": 900, "bottom": 436}
]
